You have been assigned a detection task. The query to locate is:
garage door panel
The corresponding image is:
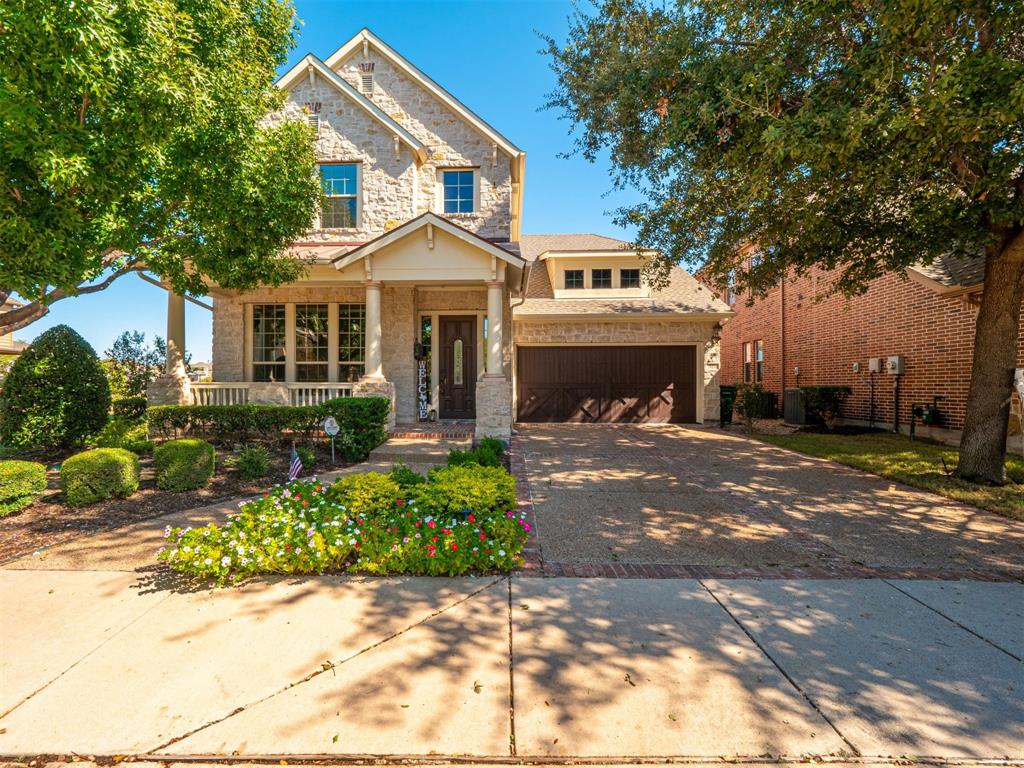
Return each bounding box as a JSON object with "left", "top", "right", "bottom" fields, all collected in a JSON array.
[{"left": 516, "top": 346, "right": 697, "bottom": 423}]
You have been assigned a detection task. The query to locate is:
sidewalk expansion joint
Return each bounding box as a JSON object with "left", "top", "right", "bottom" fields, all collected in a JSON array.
[
  {"left": 882, "top": 579, "right": 1022, "bottom": 662},
  {"left": 0, "top": 591, "right": 174, "bottom": 721},
  {"left": 145, "top": 576, "right": 509, "bottom": 755},
  {"left": 697, "top": 578, "right": 862, "bottom": 758}
]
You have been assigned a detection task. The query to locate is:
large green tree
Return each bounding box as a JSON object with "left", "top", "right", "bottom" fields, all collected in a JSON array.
[
  {"left": 0, "top": 0, "right": 320, "bottom": 333},
  {"left": 545, "top": 0, "right": 1024, "bottom": 483}
]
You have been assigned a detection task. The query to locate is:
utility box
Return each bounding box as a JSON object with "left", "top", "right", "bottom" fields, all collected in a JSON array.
[
  {"left": 885, "top": 355, "right": 905, "bottom": 375},
  {"left": 784, "top": 388, "right": 809, "bottom": 425},
  {"left": 868, "top": 357, "right": 882, "bottom": 373}
]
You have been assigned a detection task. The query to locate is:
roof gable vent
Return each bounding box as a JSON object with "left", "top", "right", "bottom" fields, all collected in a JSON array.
[{"left": 358, "top": 61, "right": 375, "bottom": 96}]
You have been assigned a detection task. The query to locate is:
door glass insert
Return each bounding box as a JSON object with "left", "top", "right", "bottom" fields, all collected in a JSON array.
[{"left": 453, "top": 338, "right": 463, "bottom": 385}]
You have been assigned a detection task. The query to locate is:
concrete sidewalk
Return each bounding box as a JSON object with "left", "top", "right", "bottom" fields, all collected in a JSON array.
[{"left": 1, "top": 563, "right": 1021, "bottom": 760}]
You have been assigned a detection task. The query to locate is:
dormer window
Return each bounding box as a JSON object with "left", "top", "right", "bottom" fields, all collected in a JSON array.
[
  {"left": 564, "top": 270, "right": 584, "bottom": 289},
  {"left": 592, "top": 269, "right": 612, "bottom": 289},
  {"left": 620, "top": 269, "right": 640, "bottom": 288}
]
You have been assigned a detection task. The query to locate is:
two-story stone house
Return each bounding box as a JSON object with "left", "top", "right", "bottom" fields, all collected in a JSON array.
[{"left": 150, "top": 29, "right": 731, "bottom": 437}]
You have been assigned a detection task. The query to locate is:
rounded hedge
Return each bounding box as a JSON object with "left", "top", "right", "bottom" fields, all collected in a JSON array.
[
  {"left": 0, "top": 325, "right": 111, "bottom": 451},
  {"left": 154, "top": 438, "right": 215, "bottom": 491},
  {"left": 61, "top": 448, "right": 140, "bottom": 507},
  {"left": 0, "top": 459, "right": 48, "bottom": 515}
]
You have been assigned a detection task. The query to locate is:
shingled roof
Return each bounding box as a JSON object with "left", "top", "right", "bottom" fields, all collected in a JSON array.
[
  {"left": 909, "top": 253, "right": 987, "bottom": 291},
  {"left": 515, "top": 234, "right": 731, "bottom": 317}
]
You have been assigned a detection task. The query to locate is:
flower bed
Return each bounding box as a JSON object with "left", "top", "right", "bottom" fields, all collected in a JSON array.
[{"left": 157, "top": 464, "right": 528, "bottom": 585}]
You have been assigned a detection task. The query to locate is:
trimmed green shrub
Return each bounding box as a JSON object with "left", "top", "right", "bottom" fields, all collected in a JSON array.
[
  {"left": 154, "top": 438, "right": 215, "bottom": 491},
  {"left": 295, "top": 445, "right": 316, "bottom": 470},
  {"left": 112, "top": 397, "right": 148, "bottom": 420},
  {"left": 158, "top": 469, "right": 529, "bottom": 585},
  {"left": 326, "top": 472, "right": 402, "bottom": 518},
  {"left": 94, "top": 417, "right": 153, "bottom": 454},
  {"left": 61, "top": 448, "right": 140, "bottom": 507},
  {"left": 146, "top": 397, "right": 388, "bottom": 461},
  {"left": 447, "top": 437, "right": 504, "bottom": 468},
  {"left": 0, "top": 460, "right": 48, "bottom": 515},
  {"left": 800, "top": 385, "right": 853, "bottom": 431},
  {"left": 420, "top": 465, "right": 516, "bottom": 516},
  {"left": 389, "top": 462, "right": 426, "bottom": 493},
  {"left": 0, "top": 325, "right": 111, "bottom": 451},
  {"left": 228, "top": 445, "right": 271, "bottom": 481}
]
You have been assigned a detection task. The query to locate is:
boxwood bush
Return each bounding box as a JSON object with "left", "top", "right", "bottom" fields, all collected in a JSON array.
[
  {"left": 0, "top": 325, "right": 111, "bottom": 451},
  {"left": 154, "top": 438, "right": 216, "bottom": 491},
  {"left": 147, "top": 397, "right": 388, "bottom": 461},
  {"left": 94, "top": 417, "right": 153, "bottom": 454},
  {"left": 61, "top": 448, "right": 140, "bottom": 507},
  {"left": 158, "top": 464, "right": 527, "bottom": 586},
  {"left": 800, "top": 385, "right": 853, "bottom": 431},
  {"left": 0, "top": 460, "right": 48, "bottom": 515},
  {"left": 227, "top": 445, "right": 271, "bottom": 481}
]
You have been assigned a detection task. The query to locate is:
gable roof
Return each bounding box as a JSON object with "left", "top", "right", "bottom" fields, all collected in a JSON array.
[
  {"left": 323, "top": 28, "right": 523, "bottom": 158},
  {"left": 332, "top": 212, "right": 527, "bottom": 271},
  {"left": 276, "top": 54, "right": 426, "bottom": 161},
  {"left": 520, "top": 233, "right": 636, "bottom": 261}
]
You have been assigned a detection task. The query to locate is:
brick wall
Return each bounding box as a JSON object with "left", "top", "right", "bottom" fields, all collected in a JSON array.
[{"left": 720, "top": 268, "right": 1024, "bottom": 433}]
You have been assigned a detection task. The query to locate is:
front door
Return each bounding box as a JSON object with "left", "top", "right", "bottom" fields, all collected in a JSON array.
[{"left": 439, "top": 315, "right": 476, "bottom": 419}]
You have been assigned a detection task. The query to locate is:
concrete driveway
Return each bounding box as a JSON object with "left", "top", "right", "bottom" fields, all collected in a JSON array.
[
  {"left": 513, "top": 424, "right": 1024, "bottom": 580},
  {"left": 2, "top": 425, "right": 1023, "bottom": 761}
]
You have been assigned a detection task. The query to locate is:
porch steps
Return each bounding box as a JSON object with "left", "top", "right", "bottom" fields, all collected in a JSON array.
[{"left": 368, "top": 436, "right": 471, "bottom": 468}]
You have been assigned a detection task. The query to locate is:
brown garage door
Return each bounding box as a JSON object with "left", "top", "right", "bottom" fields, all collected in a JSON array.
[{"left": 516, "top": 346, "right": 697, "bottom": 423}]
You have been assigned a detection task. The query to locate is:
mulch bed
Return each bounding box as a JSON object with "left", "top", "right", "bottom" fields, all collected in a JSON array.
[{"left": 0, "top": 446, "right": 348, "bottom": 564}]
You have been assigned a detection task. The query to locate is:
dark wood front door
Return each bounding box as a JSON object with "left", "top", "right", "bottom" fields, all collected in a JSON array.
[
  {"left": 516, "top": 346, "right": 697, "bottom": 423},
  {"left": 439, "top": 316, "right": 476, "bottom": 419}
]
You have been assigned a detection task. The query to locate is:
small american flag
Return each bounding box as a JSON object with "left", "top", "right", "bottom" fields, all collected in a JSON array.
[{"left": 288, "top": 445, "right": 303, "bottom": 482}]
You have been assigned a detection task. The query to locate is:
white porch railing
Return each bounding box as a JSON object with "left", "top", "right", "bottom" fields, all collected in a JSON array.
[
  {"left": 190, "top": 383, "right": 250, "bottom": 405},
  {"left": 189, "top": 382, "right": 354, "bottom": 406},
  {"left": 287, "top": 383, "right": 354, "bottom": 406}
]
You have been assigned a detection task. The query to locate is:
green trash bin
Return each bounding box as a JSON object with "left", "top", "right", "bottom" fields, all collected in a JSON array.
[{"left": 719, "top": 385, "right": 737, "bottom": 426}]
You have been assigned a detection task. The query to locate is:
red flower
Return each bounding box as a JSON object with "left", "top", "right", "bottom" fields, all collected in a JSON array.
[
  {"left": 427, "top": 520, "right": 437, "bottom": 529},
  {"left": 396, "top": 499, "right": 405, "bottom": 506},
  {"left": 284, "top": 544, "right": 293, "bottom": 551},
  {"left": 450, "top": 543, "right": 458, "bottom": 551},
  {"left": 302, "top": 500, "right": 309, "bottom": 507},
  {"left": 467, "top": 514, "right": 475, "bottom": 523},
  {"left": 479, "top": 533, "right": 486, "bottom": 540},
  {"left": 431, "top": 536, "right": 439, "bottom": 543}
]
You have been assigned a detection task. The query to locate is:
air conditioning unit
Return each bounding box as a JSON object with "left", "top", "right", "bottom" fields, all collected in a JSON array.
[
  {"left": 868, "top": 358, "right": 882, "bottom": 373},
  {"left": 885, "top": 355, "right": 905, "bottom": 375}
]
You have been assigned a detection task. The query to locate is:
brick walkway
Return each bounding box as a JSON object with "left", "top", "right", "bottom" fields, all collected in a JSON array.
[{"left": 511, "top": 424, "right": 1024, "bottom": 582}]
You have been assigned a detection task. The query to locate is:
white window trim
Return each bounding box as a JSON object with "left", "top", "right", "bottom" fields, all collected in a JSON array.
[
  {"left": 435, "top": 167, "right": 480, "bottom": 216},
  {"left": 319, "top": 161, "right": 362, "bottom": 230}
]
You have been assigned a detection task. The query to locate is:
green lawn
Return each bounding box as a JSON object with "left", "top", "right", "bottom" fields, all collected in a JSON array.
[{"left": 756, "top": 431, "right": 1024, "bottom": 521}]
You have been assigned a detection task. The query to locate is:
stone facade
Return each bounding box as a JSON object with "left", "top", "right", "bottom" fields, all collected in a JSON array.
[
  {"left": 272, "top": 47, "right": 513, "bottom": 243},
  {"left": 476, "top": 377, "right": 513, "bottom": 439}
]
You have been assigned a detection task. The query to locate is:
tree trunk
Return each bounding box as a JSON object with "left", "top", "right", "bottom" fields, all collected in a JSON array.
[{"left": 956, "top": 230, "right": 1024, "bottom": 483}]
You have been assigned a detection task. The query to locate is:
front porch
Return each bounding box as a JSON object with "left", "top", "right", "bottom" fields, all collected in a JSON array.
[{"left": 149, "top": 214, "right": 523, "bottom": 439}]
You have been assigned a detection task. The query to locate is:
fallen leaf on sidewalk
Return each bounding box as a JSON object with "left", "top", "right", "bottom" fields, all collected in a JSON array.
[
  {"left": 332, "top": 734, "right": 339, "bottom": 743},
  {"left": 668, "top": 713, "right": 677, "bottom": 721},
  {"left": 624, "top": 673, "right": 636, "bottom": 687},
  {"left": 473, "top": 680, "right": 483, "bottom": 693}
]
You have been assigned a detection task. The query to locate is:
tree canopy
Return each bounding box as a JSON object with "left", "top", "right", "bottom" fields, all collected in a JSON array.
[
  {"left": 546, "top": 0, "right": 1024, "bottom": 483},
  {"left": 0, "top": 0, "right": 321, "bottom": 334},
  {"left": 545, "top": 0, "right": 1023, "bottom": 294}
]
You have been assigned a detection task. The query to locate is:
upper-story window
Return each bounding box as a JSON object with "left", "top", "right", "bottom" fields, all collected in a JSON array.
[
  {"left": 620, "top": 269, "right": 641, "bottom": 288},
  {"left": 442, "top": 170, "right": 476, "bottom": 214},
  {"left": 564, "top": 270, "right": 584, "bottom": 289},
  {"left": 592, "top": 269, "right": 612, "bottom": 289},
  {"left": 320, "top": 163, "right": 358, "bottom": 228}
]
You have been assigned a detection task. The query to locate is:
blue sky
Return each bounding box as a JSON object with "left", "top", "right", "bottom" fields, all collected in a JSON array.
[{"left": 23, "top": 0, "right": 640, "bottom": 361}]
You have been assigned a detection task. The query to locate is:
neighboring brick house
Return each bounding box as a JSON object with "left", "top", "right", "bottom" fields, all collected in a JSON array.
[
  {"left": 149, "top": 28, "right": 731, "bottom": 436},
  {"left": 719, "top": 254, "right": 1024, "bottom": 449}
]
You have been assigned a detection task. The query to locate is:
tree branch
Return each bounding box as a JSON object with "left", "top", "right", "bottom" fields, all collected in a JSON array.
[{"left": 0, "top": 261, "right": 143, "bottom": 336}]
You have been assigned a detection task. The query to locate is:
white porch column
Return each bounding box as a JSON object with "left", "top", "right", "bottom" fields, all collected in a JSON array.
[
  {"left": 363, "top": 280, "right": 384, "bottom": 379},
  {"left": 485, "top": 280, "right": 504, "bottom": 377},
  {"left": 165, "top": 291, "right": 187, "bottom": 377}
]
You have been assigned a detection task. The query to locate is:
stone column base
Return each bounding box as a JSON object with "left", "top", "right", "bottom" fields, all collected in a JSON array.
[
  {"left": 146, "top": 372, "right": 191, "bottom": 406},
  {"left": 353, "top": 377, "right": 396, "bottom": 431},
  {"left": 475, "top": 376, "right": 513, "bottom": 440}
]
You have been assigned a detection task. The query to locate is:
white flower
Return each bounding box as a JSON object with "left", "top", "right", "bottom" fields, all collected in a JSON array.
[
  {"left": 221, "top": 556, "right": 231, "bottom": 567},
  {"left": 348, "top": 538, "right": 356, "bottom": 546},
  {"left": 498, "top": 550, "right": 506, "bottom": 557},
  {"left": 204, "top": 558, "right": 213, "bottom": 565}
]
